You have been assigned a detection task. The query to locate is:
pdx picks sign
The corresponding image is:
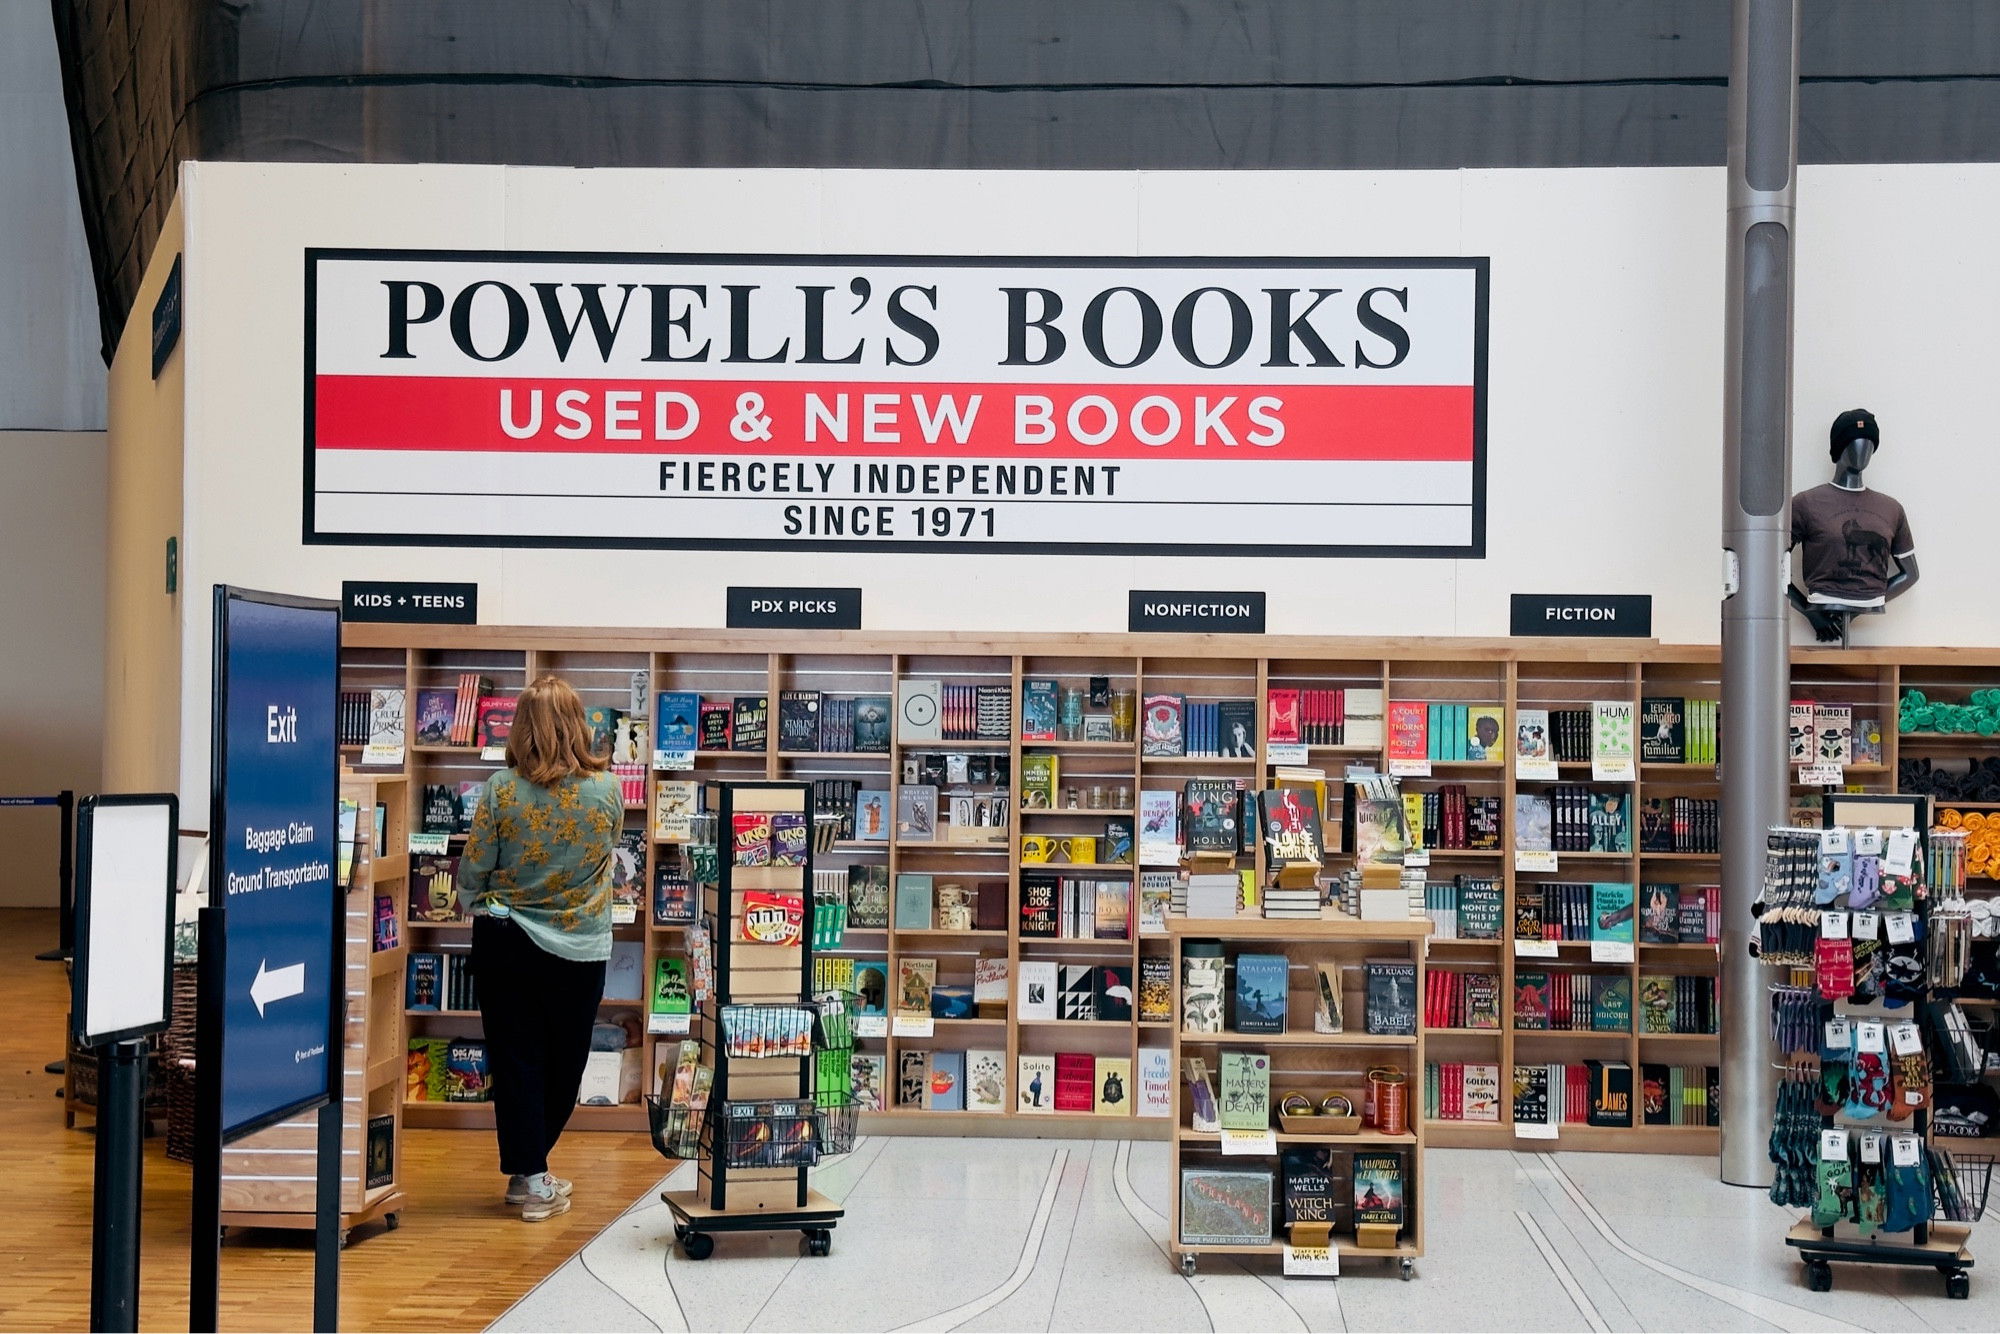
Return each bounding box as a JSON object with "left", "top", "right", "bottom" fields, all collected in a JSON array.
[{"left": 305, "top": 252, "right": 1487, "bottom": 556}]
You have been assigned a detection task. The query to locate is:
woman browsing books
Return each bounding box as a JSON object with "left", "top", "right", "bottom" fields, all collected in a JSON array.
[{"left": 460, "top": 674, "right": 623, "bottom": 1221}]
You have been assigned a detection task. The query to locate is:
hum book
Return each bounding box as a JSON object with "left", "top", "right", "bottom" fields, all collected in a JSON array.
[
  {"left": 1591, "top": 700, "right": 1635, "bottom": 767},
  {"left": 1141, "top": 693, "right": 1187, "bottom": 757},
  {"left": 1640, "top": 697, "right": 1685, "bottom": 763}
]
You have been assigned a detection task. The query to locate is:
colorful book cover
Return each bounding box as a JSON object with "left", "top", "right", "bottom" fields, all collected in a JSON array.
[
  {"left": 851, "top": 695, "right": 892, "bottom": 752},
  {"left": 1218, "top": 1050, "right": 1271, "bottom": 1131},
  {"left": 851, "top": 1054, "right": 886, "bottom": 1111},
  {"left": 1459, "top": 879, "right": 1503, "bottom": 939},
  {"left": 410, "top": 854, "right": 464, "bottom": 922},
  {"left": 847, "top": 866, "right": 889, "bottom": 929},
  {"left": 1591, "top": 882, "right": 1634, "bottom": 943},
  {"left": 1515, "top": 707, "right": 1551, "bottom": 761},
  {"left": 852, "top": 960, "right": 890, "bottom": 1015},
  {"left": 1638, "top": 975, "right": 1674, "bottom": 1033},
  {"left": 1138, "top": 955, "right": 1174, "bottom": 1022},
  {"left": 1141, "top": 693, "right": 1187, "bottom": 757},
  {"left": 412, "top": 688, "right": 456, "bottom": 746},
  {"left": 1592, "top": 700, "right": 1635, "bottom": 767},
  {"left": 1465, "top": 972, "right": 1501, "bottom": 1029},
  {"left": 443, "top": 1041, "right": 492, "bottom": 1102},
  {"left": 1462, "top": 1064, "right": 1502, "bottom": 1122},
  {"left": 584, "top": 705, "right": 624, "bottom": 756},
  {"left": 697, "top": 700, "right": 732, "bottom": 750},
  {"left": 1638, "top": 882, "right": 1680, "bottom": 943},
  {"left": 654, "top": 691, "right": 700, "bottom": 754},
  {"left": 1386, "top": 701, "right": 1428, "bottom": 761},
  {"left": 1591, "top": 976, "right": 1632, "bottom": 1033},
  {"left": 1184, "top": 779, "right": 1239, "bottom": 853},
  {"left": 1266, "top": 689, "right": 1301, "bottom": 744},
  {"left": 1353, "top": 796, "right": 1408, "bottom": 865},
  {"left": 777, "top": 690, "right": 822, "bottom": 752},
  {"left": 1138, "top": 790, "right": 1182, "bottom": 864},
  {"left": 1514, "top": 794, "right": 1553, "bottom": 851},
  {"left": 406, "top": 1036, "right": 449, "bottom": 1102},
  {"left": 1021, "top": 678, "right": 1059, "bottom": 740},
  {"left": 650, "top": 958, "right": 691, "bottom": 1017},
  {"left": 405, "top": 953, "right": 442, "bottom": 1011},
  {"left": 1466, "top": 705, "right": 1505, "bottom": 760},
  {"left": 1017, "top": 1054, "right": 1056, "bottom": 1112},
  {"left": 1353, "top": 1153, "right": 1405, "bottom": 1227},
  {"left": 1137, "top": 1046, "right": 1174, "bottom": 1118},
  {"left": 609, "top": 828, "right": 646, "bottom": 924},
  {"left": 1588, "top": 792, "right": 1630, "bottom": 853},
  {"left": 1639, "top": 697, "right": 1685, "bottom": 763},
  {"left": 1512, "top": 1064, "right": 1550, "bottom": 1126},
  {"left": 1233, "top": 953, "right": 1289, "bottom": 1034},
  {"left": 1095, "top": 1056, "right": 1133, "bottom": 1115},
  {"left": 1788, "top": 700, "right": 1815, "bottom": 763},
  {"left": 1513, "top": 972, "right": 1552, "bottom": 1029},
  {"left": 731, "top": 695, "right": 769, "bottom": 751},
  {"left": 653, "top": 779, "right": 698, "bottom": 842},
  {"left": 1179, "top": 1166, "right": 1273, "bottom": 1246},
  {"left": 1259, "top": 787, "right": 1322, "bottom": 866},
  {"left": 895, "top": 957, "right": 938, "bottom": 1017},
  {"left": 967, "top": 1049, "right": 1007, "bottom": 1112},
  {"left": 927, "top": 1050, "right": 965, "bottom": 1111},
  {"left": 1363, "top": 957, "right": 1417, "bottom": 1035},
  {"left": 1020, "top": 753, "right": 1059, "bottom": 809},
  {"left": 475, "top": 697, "right": 515, "bottom": 748}
]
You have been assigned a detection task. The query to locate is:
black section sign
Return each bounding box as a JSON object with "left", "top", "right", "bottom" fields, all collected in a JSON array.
[
  {"left": 151, "top": 254, "right": 182, "bottom": 379},
  {"left": 1128, "top": 590, "right": 1267, "bottom": 634},
  {"left": 1510, "top": 593, "right": 1653, "bottom": 638},
  {"left": 727, "top": 587, "right": 862, "bottom": 630},
  {"left": 341, "top": 581, "right": 479, "bottom": 624}
]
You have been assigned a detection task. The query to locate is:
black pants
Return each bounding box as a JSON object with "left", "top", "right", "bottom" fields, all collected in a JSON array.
[{"left": 471, "top": 915, "right": 607, "bottom": 1177}]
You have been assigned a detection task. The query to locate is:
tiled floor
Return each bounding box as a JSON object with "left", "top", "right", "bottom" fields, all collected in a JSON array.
[{"left": 491, "top": 1142, "right": 2000, "bottom": 1332}]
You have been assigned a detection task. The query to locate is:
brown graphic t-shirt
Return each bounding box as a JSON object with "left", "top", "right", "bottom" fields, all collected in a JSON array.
[{"left": 1790, "top": 483, "right": 1915, "bottom": 606}]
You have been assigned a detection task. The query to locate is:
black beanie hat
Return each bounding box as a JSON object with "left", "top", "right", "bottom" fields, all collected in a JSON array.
[{"left": 1830, "top": 408, "right": 1879, "bottom": 461}]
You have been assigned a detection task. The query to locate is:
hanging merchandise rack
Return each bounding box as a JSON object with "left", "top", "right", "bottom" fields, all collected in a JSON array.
[
  {"left": 1757, "top": 793, "right": 1978, "bottom": 1299},
  {"left": 653, "top": 781, "right": 852, "bottom": 1260}
]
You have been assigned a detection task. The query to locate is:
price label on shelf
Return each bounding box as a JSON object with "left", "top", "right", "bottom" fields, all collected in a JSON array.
[
  {"left": 1404, "top": 849, "right": 1431, "bottom": 868},
  {"left": 1798, "top": 763, "right": 1843, "bottom": 787},
  {"left": 1589, "top": 940, "right": 1634, "bottom": 964},
  {"left": 647, "top": 1013, "right": 691, "bottom": 1036},
  {"left": 361, "top": 742, "right": 405, "bottom": 768},
  {"left": 1388, "top": 758, "right": 1431, "bottom": 778},
  {"left": 654, "top": 748, "right": 694, "bottom": 771},
  {"left": 891, "top": 1015, "right": 935, "bottom": 1039},
  {"left": 1514, "top": 939, "right": 1559, "bottom": 959},
  {"left": 1219, "top": 1128, "right": 1277, "bottom": 1156},
  {"left": 480, "top": 744, "right": 507, "bottom": 762},
  {"left": 1283, "top": 1244, "right": 1340, "bottom": 1278},
  {"left": 1516, "top": 849, "right": 1558, "bottom": 873},
  {"left": 1892, "top": 1135, "right": 1923, "bottom": 1167},
  {"left": 408, "top": 832, "right": 449, "bottom": 856},
  {"left": 1514, "top": 1121, "right": 1559, "bottom": 1140},
  {"left": 1591, "top": 757, "right": 1634, "bottom": 783},
  {"left": 1516, "top": 757, "right": 1560, "bottom": 782},
  {"left": 853, "top": 1014, "right": 888, "bottom": 1039},
  {"left": 1266, "top": 743, "right": 1309, "bottom": 766}
]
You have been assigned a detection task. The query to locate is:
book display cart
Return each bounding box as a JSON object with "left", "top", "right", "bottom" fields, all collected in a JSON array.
[
  {"left": 335, "top": 626, "right": 2000, "bottom": 1156},
  {"left": 1168, "top": 914, "right": 1428, "bottom": 1278},
  {"left": 218, "top": 772, "right": 408, "bottom": 1244},
  {"left": 656, "top": 780, "right": 849, "bottom": 1260}
]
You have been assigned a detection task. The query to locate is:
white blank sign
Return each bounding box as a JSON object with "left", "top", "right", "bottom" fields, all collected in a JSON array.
[{"left": 76, "top": 798, "right": 176, "bottom": 1045}]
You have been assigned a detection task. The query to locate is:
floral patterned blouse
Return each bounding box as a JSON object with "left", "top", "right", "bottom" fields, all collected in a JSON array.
[{"left": 458, "top": 768, "right": 622, "bottom": 962}]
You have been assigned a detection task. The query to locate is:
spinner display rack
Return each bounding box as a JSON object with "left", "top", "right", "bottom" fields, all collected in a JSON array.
[
  {"left": 1760, "top": 792, "right": 1979, "bottom": 1299},
  {"left": 658, "top": 780, "right": 849, "bottom": 1260}
]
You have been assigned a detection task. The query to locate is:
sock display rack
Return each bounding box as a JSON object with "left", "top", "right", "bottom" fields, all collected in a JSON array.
[{"left": 336, "top": 626, "right": 1995, "bottom": 1153}]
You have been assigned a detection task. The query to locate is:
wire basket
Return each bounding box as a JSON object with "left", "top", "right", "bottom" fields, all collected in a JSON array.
[
  {"left": 716, "top": 1097, "right": 826, "bottom": 1169},
  {"left": 817, "top": 1098, "right": 860, "bottom": 1157},
  {"left": 646, "top": 1093, "right": 707, "bottom": 1161},
  {"left": 1933, "top": 1149, "right": 1996, "bottom": 1223}
]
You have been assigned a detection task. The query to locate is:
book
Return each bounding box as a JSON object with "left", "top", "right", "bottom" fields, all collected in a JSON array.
[
  {"left": 1588, "top": 791, "right": 1630, "bottom": 852},
  {"left": 475, "top": 696, "right": 515, "bottom": 748},
  {"left": 1181, "top": 948, "right": 1225, "bottom": 1033},
  {"left": 895, "top": 957, "right": 937, "bottom": 1017},
  {"left": 967, "top": 1048, "right": 1007, "bottom": 1112},
  {"left": 1515, "top": 793, "right": 1553, "bottom": 851},
  {"left": 1591, "top": 882, "right": 1634, "bottom": 943},
  {"left": 1259, "top": 786, "right": 1322, "bottom": 867},
  {"left": 898, "top": 678, "right": 944, "bottom": 743},
  {"left": 410, "top": 854, "right": 464, "bottom": 922},
  {"left": 1352, "top": 795, "right": 1407, "bottom": 865},
  {"left": 1233, "top": 953, "right": 1289, "bottom": 1034},
  {"left": 650, "top": 958, "right": 692, "bottom": 1022},
  {"left": 1364, "top": 957, "right": 1417, "bottom": 1035},
  {"left": 366, "top": 1114, "right": 395, "bottom": 1189},
  {"left": 1353, "top": 1153, "right": 1405, "bottom": 1228},
  {"left": 1021, "top": 678, "right": 1059, "bottom": 740},
  {"left": 847, "top": 866, "right": 889, "bottom": 930},
  {"left": 1313, "top": 962, "right": 1344, "bottom": 1033},
  {"left": 1017, "top": 1054, "right": 1056, "bottom": 1112},
  {"left": 1467, "top": 706, "right": 1505, "bottom": 761},
  {"left": 896, "top": 785, "right": 938, "bottom": 842},
  {"left": 1638, "top": 882, "right": 1680, "bottom": 943},
  {"left": 1591, "top": 975, "right": 1632, "bottom": 1033},
  {"left": 1816, "top": 704, "right": 1853, "bottom": 764},
  {"left": 367, "top": 688, "right": 406, "bottom": 750},
  {"left": 654, "top": 691, "right": 699, "bottom": 755},
  {"left": 1639, "top": 975, "right": 1674, "bottom": 1033},
  {"left": 731, "top": 695, "right": 769, "bottom": 751},
  {"left": 1137, "top": 789, "right": 1182, "bottom": 864},
  {"left": 1513, "top": 972, "right": 1551, "bottom": 1029},
  {"left": 1019, "top": 753, "right": 1059, "bottom": 809},
  {"left": 1460, "top": 879, "right": 1504, "bottom": 939},
  {"left": 1141, "top": 693, "right": 1186, "bottom": 757},
  {"left": 894, "top": 872, "right": 934, "bottom": 930},
  {"left": 653, "top": 779, "right": 698, "bottom": 842},
  {"left": 1058, "top": 963, "right": 1096, "bottom": 1020},
  {"left": 411, "top": 688, "right": 455, "bottom": 746},
  {"left": 443, "top": 1041, "right": 492, "bottom": 1102},
  {"left": 1280, "top": 1144, "right": 1335, "bottom": 1228},
  {"left": 405, "top": 952, "right": 442, "bottom": 1011},
  {"left": 851, "top": 695, "right": 891, "bottom": 752},
  {"left": 898, "top": 1050, "right": 929, "bottom": 1107},
  {"left": 1179, "top": 1166, "right": 1273, "bottom": 1246},
  {"left": 1589, "top": 1061, "right": 1634, "bottom": 1128},
  {"left": 1185, "top": 779, "right": 1240, "bottom": 853},
  {"left": 1217, "top": 699, "right": 1257, "bottom": 757},
  {"left": 1054, "top": 1052, "right": 1096, "bottom": 1113},
  {"left": 851, "top": 1054, "right": 886, "bottom": 1111},
  {"left": 1094, "top": 1056, "right": 1133, "bottom": 1115},
  {"left": 1094, "top": 965, "right": 1134, "bottom": 1022},
  {"left": 1218, "top": 1050, "right": 1272, "bottom": 1131},
  {"left": 1266, "top": 689, "right": 1301, "bottom": 744},
  {"left": 1017, "top": 960, "right": 1058, "bottom": 1022},
  {"left": 927, "top": 1050, "right": 965, "bottom": 1111},
  {"left": 1640, "top": 697, "right": 1685, "bottom": 763},
  {"left": 609, "top": 828, "right": 646, "bottom": 924},
  {"left": 697, "top": 700, "right": 732, "bottom": 750},
  {"left": 1386, "top": 701, "right": 1428, "bottom": 762},
  {"left": 1788, "top": 700, "right": 1815, "bottom": 763},
  {"left": 604, "top": 941, "right": 645, "bottom": 1002},
  {"left": 1138, "top": 955, "right": 1174, "bottom": 1023},
  {"left": 1094, "top": 881, "right": 1133, "bottom": 941},
  {"left": 1139, "top": 873, "right": 1172, "bottom": 935},
  {"left": 852, "top": 960, "right": 890, "bottom": 1015},
  {"left": 777, "top": 690, "right": 822, "bottom": 752},
  {"left": 1138, "top": 1046, "right": 1173, "bottom": 1118},
  {"left": 973, "top": 956, "right": 1009, "bottom": 1013}
]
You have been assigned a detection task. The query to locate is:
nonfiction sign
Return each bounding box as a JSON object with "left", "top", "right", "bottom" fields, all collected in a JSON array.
[
  {"left": 212, "top": 589, "right": 341, "bottom": 1139},
  {"left": 305, "top": 251, "right": 1487, "bottom": 557}
]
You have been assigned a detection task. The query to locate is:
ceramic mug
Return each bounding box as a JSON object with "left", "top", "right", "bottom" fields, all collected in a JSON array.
[
  {"left": 1021, "top": 834, "right": 1055, "bottom": 864},
  {"left": 1057, "top": 835, "right": 1098, "bottom": 865}
]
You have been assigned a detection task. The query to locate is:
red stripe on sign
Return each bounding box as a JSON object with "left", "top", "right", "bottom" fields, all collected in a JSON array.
[{"left": 312, "top": 376, "right": 1474, "bottom": 462}]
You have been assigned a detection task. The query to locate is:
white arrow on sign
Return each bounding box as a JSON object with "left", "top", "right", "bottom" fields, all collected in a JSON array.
[{"left": 250, "top": 959, "right": 306, "bottom": 1016}]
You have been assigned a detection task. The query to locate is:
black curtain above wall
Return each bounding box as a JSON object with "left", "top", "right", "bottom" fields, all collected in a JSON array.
[{"left": 49, "top": 0, "right": 2000, "bottom": 360}]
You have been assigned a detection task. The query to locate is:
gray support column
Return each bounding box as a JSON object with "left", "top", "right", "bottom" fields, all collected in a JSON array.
[{"left": 1719, "top": 0, "right": 1798, "bottom": 1188}]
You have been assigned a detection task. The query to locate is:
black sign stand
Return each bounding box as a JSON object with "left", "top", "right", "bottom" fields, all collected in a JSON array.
[
  {"left": 190, "top": 905, "right": 225, "bottom": 1334},
  {"left": 90, "top": 1039, "right": 148, "bottom": 1331},
  {"left": 34, "top": 789, "right": 76, "bottom": 962}
]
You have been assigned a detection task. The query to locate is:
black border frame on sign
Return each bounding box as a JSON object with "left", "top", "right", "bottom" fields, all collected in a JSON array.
[
  {"left": 209, "top": 584, "right": 346, "bottom": 1144},
  {"left": 71, "top": 792, "right": 181, "bottom": 1048},
  {"left": 300, "top": 248, "right": 1490, "bottom": 559}
]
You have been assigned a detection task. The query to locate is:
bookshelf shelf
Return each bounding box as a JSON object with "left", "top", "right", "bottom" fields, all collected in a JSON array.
[
  {"left": 1425, "top": 1027, "right": 1503, "bottom": 1037},
  {"left": 1176, "top": 1127, "right": 1421, "bottom": 1147},
  {"left": 1637, "top": 1031, "right": 1720, "bottom": 1042},
  {"left": 1028, "top": 862, "right": 1135, "bottom": 874},
  {"left": 1140, "top": 756, "right": 1259, "bottom": 767},
  {"left": 1018, "top": 1018, "right": 1132, "bottom": 1029},
  {"left": 1177, "top": 1030, "right": 1418, "bottom": 1047},
  {"left": 1021, "top": 740, "right": 1139, "bottom": 754},
  {"left": 1639, "top": 851, "right": 1719, "bottom": 860},
  {"left": 1020, "top": 937, "right": 1139, "bottom": 950},
  {"left": 1022, "top": 808, "right": 1136, "bottom": 818},
  {"left": 890, "top": 928, "right": 1010, "bottom": 940},
  {"left": 774, "top": 750, "right": 894, "bottom": 761},
  {"left": 898, "top": 738, "right": 1012, "bottom": 750},
  {"left": 1512, "top": 1029, "right": 1633, "bottom": 1041}
]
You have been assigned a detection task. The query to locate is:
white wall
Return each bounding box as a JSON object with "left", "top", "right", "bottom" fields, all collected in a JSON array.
[{"left": 161, "top": 160, "right": 2000, "bottom": 801}]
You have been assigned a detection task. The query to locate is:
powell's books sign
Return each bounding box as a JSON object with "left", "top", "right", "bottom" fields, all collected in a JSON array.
[{"left": 305, "top": 250, "right": 1487, "bottom": 557}]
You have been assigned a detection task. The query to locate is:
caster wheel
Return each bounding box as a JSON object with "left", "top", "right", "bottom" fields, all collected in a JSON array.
[
  {"left": 385, "top": 1213, "right": 400, "bottom": 1231},
  {"left": 1180, "top": 1254, "right": 1197, "bottom": 1278},
  {"left": 673, "top": 1223, "right": 690, "bottom": 1242},
  {"left": 1946, "top": 1271, "right": 1969, "bottom": 1300},
  {"left": 805, "top": 1230, "right": 831, "bottom": 1257},
  {"left": 680, "top": 1231, "right": 714, "bottom": 1261},
  {"left": 1400, "top": 1258, "right": 1416, "bottom": 1281},
  {"left": 338, "top": 1230, "right": 351, "bottom": 1250},
  {"left": 1805, "top": 1259, "right": 1832, "bottom": 1293}
]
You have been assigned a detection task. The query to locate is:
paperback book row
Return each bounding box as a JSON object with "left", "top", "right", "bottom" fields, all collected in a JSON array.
[
  {"left": 1178, "top": 1152, "right": 1406, "bottom": 1248},
  {"left": 1638, "top": 796, "right": 1720, "bottom": 853},
  {"left": 404, "top": 676, "right": 522, "bottom": 749},
  {"left": 1421, "top": 971, "right": 1502, "bottom": 1029},
  {"left": 1514, "top": 882, "right": 1635, "bottom": 944},
  {"left": 1419, "top": 878, "right": 1504, "bottom": 940},
  {"left": 1430, "top": 1062, "right": 1719, "bottom": 1127},
  {"left": 1403, "top": 786, "right": 1503, "bottom": 851},
  {"left": 1265, "top": 687, "right": 1385, "bottom": 748},
  {"left": 405, "top": 951, "right": 477, "bottom": 1012},
  {"left": 813, "top": 956, "right": 1012, "bottom": 1021},
  {"left": 1388, "top": 701, "right": 1507, "bottom": 763},
  {"left": 1515, "top": 787, "right": 1631, "bottom": 853},
  {"left": 407, "top": 1037, "right": 491, "bottom": 1102},
  {"left": 1516, "top": 702, "right": 1642, "bottom": 767},
  {"left": 1787, "top": 700, "right": 1883, "bottom": 765},
  {"left": 1638, "top": 883, "right": 1721, "bottom": 944},
  {"left": 890, "top": 1048, "right": 1176, "bottom": 1116},
  {"left": 1181, "top": 947, "right": 1416, "bottom": 1037},
  {"left": 651, "top": 691, "right": 771, "bottom": 753},
  {"left": 1514, "top": 973, "right": 1718, "bottom": 1034},
  {"left": 1019, "top": 875, "right": 1135, "bottom": 941},
  {"left": 1511, "top": 1061, "right": 1721, "bottom": 1128}
]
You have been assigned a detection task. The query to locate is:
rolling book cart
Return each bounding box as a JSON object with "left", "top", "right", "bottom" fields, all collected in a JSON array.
[
  {"left": 656, "top": 780, "right": 853, "bottom": 1260},
  {"left": 1760, "top": 793, "right": 1985, "bottom": 1299}
]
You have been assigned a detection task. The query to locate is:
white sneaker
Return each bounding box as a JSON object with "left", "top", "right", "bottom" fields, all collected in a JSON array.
[
  {"left": 521, "top": 1189, "right": 572, "bottom": 1223},
  {"left": 505, "top": 1174, "right": 574, "bottom": 1205}
]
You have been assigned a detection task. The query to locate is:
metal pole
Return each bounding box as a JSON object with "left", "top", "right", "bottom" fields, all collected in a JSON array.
[
  {"left": 38, "top": 789, "right": 76, "bottom": 961},
  {"left": 189, "top": 907, "right": 226, "bottom": 1333},
  {"left": 1720, "top": 0, "right": 1799, "bottom": 1188},
  {"left": 312, "top": 1098, "right": 341, "bottom": 1331},
  {"left": 89, "top": 1038, "right": 147, "bottom": 1332}
]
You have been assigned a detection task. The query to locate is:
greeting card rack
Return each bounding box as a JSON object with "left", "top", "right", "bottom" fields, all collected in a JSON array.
[{"left": 659, "top": 780, "right": 847, "bottom": 1260}]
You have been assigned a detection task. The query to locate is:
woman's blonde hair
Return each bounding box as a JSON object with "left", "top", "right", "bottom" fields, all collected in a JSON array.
[{"left": 506, "top": 675, "right": 610, "bottom": 786}]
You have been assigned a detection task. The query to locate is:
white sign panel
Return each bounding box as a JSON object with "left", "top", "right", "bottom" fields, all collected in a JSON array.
[{"left": 306, "top": 253, "right": 1488, "bottom": 556}]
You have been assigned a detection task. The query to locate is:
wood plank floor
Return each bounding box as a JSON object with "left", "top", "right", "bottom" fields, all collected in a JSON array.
[{"left": 0, "top": 910, "right": 672, "bottom": 1332}]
